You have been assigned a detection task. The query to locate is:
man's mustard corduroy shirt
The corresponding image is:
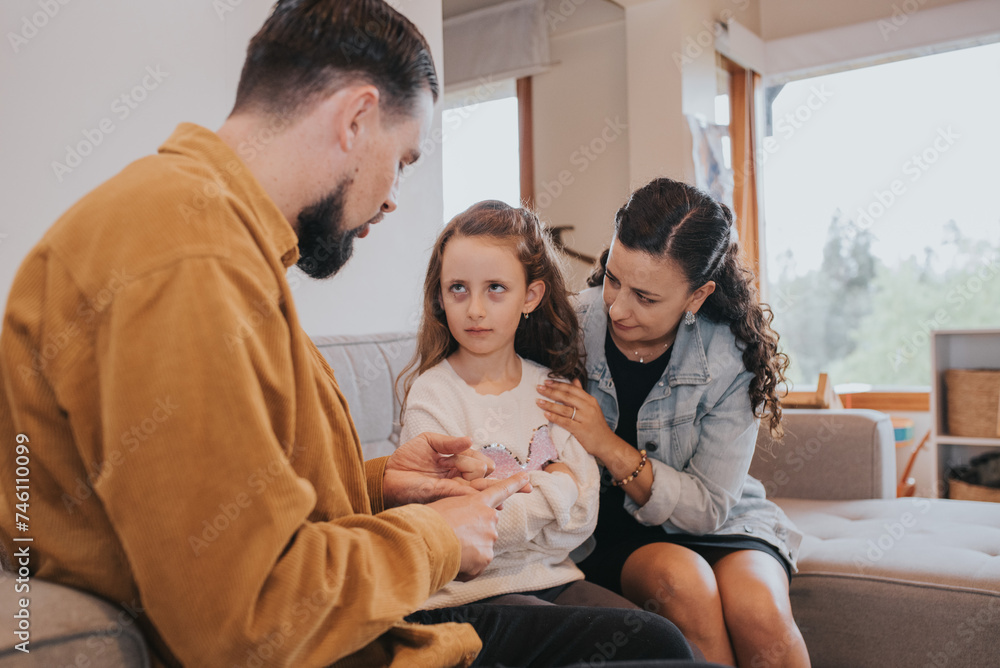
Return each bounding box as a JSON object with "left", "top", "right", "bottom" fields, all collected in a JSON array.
[{"left": 0, "top": 124, "right": 479, "bottom": 667}]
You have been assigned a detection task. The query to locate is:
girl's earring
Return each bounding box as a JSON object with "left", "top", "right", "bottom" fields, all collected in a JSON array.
[
  {"left": 684, "top": 310, "right": 696, "bottom": 325},
  {"left": 523, "top": 312, "right": 530, "bottom": 321}
]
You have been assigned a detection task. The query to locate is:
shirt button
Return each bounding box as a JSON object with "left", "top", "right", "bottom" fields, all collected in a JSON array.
[
  {"left": 744, "top": 525, "right": 754, "bottom": 534},
  {"left": 658, "top": 381, "right": 664, "bottom": 387},
  {"left": 644, "top": 441, "right": 658, "bottom": 452}
]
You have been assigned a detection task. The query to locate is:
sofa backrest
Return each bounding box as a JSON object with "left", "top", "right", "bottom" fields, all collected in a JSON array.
[
  {"left": 751, "top": 408, "right": 896, "bottom": 500},
  {"left": 313, "top": 332, "right": 417, "bottom": 460}
]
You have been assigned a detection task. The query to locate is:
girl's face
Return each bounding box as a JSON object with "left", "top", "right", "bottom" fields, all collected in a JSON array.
[
  {"left": 439, "top": 235, "right": 544, "bottom": 359},
  {"left": 602, "top": 238, "right": 714, "bottom": 348}
]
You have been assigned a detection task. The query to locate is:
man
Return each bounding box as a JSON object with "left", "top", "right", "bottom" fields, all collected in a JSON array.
[{"left": 0, "top": 1, "right": 696, "bottom": 665}]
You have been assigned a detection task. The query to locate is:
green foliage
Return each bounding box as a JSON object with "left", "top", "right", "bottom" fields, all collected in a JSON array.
[{"left": 768, "top": 216, "right": 1000, "bottom": 388}]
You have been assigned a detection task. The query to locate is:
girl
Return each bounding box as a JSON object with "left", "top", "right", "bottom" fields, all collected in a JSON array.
[
  {"left": 399, "top": 200, "right": 626, "bottom": 610},
  {"left": 536, "top": 178, "right": 810, "bottom": 667}
]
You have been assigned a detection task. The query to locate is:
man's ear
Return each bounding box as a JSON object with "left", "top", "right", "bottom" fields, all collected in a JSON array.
[
  {"left": 335, "top": 84, "right": 381, "bottom": 153},
  {"left": 687, "top": 280, "right": 716, "bottom": 314},
  {"left": 523, "top": 280, "right": 546, "bottom": 315}
]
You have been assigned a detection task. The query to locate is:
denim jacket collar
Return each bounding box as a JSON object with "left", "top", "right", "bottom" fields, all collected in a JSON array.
[{"left": 577, "top": 287, "right": 711, "bottom": 402}]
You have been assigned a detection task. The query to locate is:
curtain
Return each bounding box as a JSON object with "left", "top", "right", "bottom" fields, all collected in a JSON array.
[{"left": 443, "top": 0, "right": 552, "bottom": 90}]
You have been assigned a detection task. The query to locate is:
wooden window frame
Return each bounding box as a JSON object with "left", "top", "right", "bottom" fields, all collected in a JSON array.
[
  {"left": 722, "top": 55, "right": 761, "bottom": 293},
  {"left": 517, "top": 77, "right": 535, "bottom": 209}
]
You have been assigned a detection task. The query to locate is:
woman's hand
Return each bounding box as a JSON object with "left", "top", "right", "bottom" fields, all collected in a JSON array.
[{"left": 536, "top": 379, "right": 615, "bottom": 459}]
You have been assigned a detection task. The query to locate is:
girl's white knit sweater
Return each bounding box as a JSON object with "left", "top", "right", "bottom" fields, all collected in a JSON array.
[{"left": 400, "top": 357, "right": 600, "bottom": 609}]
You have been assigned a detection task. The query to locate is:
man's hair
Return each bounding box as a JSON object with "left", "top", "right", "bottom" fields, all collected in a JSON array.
[{"left": 232, "top": 0, "right": 439, "bottom": 120}]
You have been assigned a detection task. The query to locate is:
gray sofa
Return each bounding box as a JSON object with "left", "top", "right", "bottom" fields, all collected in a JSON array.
[{"left": 3, "top": 331, "right": 999, "bottom": 667}]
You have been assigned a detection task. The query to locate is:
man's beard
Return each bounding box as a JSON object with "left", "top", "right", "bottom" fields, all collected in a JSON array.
[{"left": 295, "top": 180, "right": 374, "bottom": 279}]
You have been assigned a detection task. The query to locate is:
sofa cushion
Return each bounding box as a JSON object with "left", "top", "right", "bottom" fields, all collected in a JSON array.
[
  {"left": 777, "top": 496, "right": 1000, "bottom": 668},
  {"left": 0, "top": 570, "right": 149, "bottom": 667},
  {"left": 313, "top": 332, "right": 417, "bottom": 459}
]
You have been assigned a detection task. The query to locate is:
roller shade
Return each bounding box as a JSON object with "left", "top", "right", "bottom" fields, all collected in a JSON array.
[{"left": 444, "top": 0, "right": 552, "bottom": 90}]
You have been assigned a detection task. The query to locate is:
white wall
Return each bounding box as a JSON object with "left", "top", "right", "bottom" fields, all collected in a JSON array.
[
  {"left": 529, "top": 0, "right": 767, "bottom": 289},
  {"left": 0, "top": 0, "right": 444, "bottom": 337},
  {"left": 532, "top": 3, "right": 630, "bottom": 290}
]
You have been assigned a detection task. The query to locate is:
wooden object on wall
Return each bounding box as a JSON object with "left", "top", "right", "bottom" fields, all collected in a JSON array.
[{"left": 781, "top": 373, "right": 843, "bottom": 409}]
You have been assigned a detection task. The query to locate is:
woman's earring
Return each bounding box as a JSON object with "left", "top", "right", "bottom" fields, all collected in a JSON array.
[
  {"left": 523, "top": 312, "right": 530, "bottom": 320},
  {"left": 684, "top": 310, "right": 696, "bottom": 325}
]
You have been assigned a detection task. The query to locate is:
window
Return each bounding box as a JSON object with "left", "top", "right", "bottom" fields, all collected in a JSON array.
[
  {"left": 762, "top": 41, "right": 1000, "bottom": 388},
  {"left": 442, "top": 79, "right": 522, "bottom": 222}
]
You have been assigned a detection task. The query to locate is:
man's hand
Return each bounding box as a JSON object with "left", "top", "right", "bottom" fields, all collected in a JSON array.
[
  {"left": 428, "top": 473, "right": 531, "bottom": 581},
  {"left": 383, "top": 432, "right": 498, "bottom": 507}
]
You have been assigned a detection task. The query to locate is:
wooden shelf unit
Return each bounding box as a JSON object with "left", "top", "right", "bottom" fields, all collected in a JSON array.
[{"left": 931, "top": 329, "right": 1000, "bottom": 497}]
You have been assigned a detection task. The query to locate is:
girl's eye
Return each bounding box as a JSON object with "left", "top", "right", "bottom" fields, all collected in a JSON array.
[
  {"left": 449, "top": 283, "right": 467, "bottom": 294},
  {"left": 488, "top": 283, "right": 507, "bottom": 293}
]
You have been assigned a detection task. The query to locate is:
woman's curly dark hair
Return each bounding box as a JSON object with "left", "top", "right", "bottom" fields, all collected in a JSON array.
[
  {"left": 399, "top": 201, "right": 585, "bottom": 417},
  {"left": 587, "top": 178, "right": 789, "bottom": 437}
]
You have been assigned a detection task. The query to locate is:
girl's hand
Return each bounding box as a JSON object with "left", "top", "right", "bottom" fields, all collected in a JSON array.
[
  {"left": 543, "top": 460, "right": 578, "bottom": 487},
  {"left": 536, "top": 379, "right": 615, "bottom": 459}
]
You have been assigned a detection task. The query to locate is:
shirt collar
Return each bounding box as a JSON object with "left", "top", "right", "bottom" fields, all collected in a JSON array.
[
  {"left": 158, "top": 123, "right": 300, "bottom": 268},
  {"left": 578, "top": 287, "right": 711, "bottom": 386}
]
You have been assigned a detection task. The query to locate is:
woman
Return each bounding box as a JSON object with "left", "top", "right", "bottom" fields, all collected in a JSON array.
[{"left": 536, "top": 178, "right": 810, "bottom": 667}]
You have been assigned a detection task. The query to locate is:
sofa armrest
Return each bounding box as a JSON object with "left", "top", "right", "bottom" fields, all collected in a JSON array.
[{"left": 750, "top": 409, "right": 896, "bottom": 500}]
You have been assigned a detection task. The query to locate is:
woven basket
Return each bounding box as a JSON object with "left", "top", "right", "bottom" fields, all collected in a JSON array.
[
  {"left": 947, "top": 478, "right": 1000, "bottom": 503},
  {"left": 944, "top": 369, "right": 1000, "bottom": 438}
]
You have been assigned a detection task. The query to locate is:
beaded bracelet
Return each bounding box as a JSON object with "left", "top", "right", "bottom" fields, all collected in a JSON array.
[{"left": 613, "top": 450, "right": 647, "bottom": 487}]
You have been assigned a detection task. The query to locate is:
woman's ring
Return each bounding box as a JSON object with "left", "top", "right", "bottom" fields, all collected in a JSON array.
[{"left": 570, "top": 407, "right": 577, "bottom": 421}]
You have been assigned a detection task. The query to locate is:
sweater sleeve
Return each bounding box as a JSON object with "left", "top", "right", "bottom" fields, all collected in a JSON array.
[
  {"left": 492, "top": 423, "right": 599, "bottom": 555},
  {"left": 403, "top": 366, "right": 599, "bottom": 559},
  {"left": 94, "top": 257, "right": 462, "bottom": 667}
]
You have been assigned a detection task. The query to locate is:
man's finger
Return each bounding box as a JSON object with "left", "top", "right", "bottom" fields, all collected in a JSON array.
[
  {"left": 478, "top": 472, "right": 531, "bottom": 509},
  {"left": 421, "top": 432, "right": 473, "bottom": 455},
  {"left": 452, "top": 450, "right": 495, "bottom": 480}
]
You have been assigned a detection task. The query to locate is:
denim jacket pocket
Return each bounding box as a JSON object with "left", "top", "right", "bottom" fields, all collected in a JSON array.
[{"left": 637, "top": 412, "right": 696, "bottom": 469}]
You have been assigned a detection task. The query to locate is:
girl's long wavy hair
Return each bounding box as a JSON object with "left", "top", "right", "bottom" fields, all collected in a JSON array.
[
  {"left": 398, "top": 201, "right": 585, "bottom": 417},
  {"left": 587, "top": 178, "right": 789, "bottom": 437}
]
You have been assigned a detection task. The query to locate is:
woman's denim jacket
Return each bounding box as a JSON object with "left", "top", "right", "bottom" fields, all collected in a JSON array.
[{"left": 576, "top": 287, "right": 802, "bottom": 568}]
